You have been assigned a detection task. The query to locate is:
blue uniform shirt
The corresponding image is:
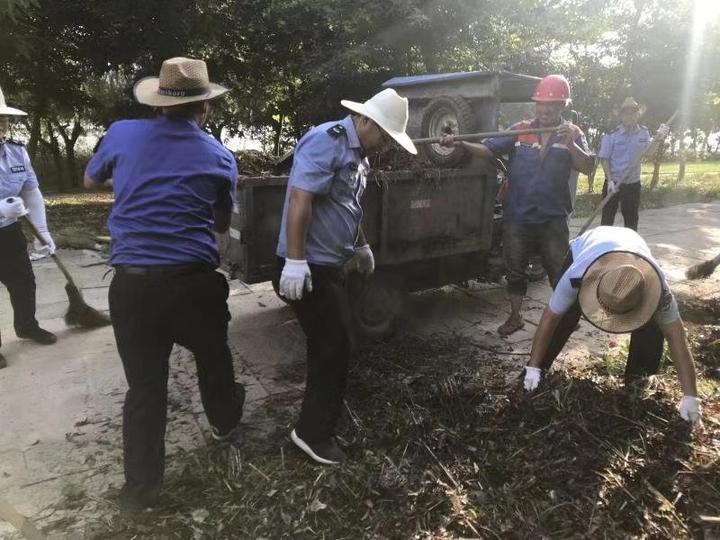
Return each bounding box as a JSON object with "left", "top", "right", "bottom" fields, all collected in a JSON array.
[
  {"left": 86, "top": 116, "right": 238, "bottom": 267},
  {"left": 598, "top": 125, "right": 651, "bottom": 184},
  {"left": 598, "top": 125, "right": 651, "bottom": 185},
  {"left": 485, "top": 119, "right": 588, "bottom": 223},
  {"left": 0, "top": 140, "right": 39, "bottom": 229},
  {"left": 276, "top": 115, "right": 368, "bottom": 267}
]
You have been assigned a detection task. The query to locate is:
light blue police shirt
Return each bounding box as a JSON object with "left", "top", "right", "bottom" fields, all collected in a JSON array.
[
  {"left": 276, "top": 115, "right": 369, "bottom": 267},
  {"left": 0, "top": 140, "right": 39, "bottom": 229},
  {"left": 598, "top": 125, "right": 651, "bottom": 185}
]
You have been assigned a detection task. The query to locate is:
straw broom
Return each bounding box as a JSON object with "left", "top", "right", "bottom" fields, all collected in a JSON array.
[
  {"left": 22, "top": 216, "right": 111, "bottom": 328},
  {"left": 686, "top": 253, "right": 720, "bottom": 280}
]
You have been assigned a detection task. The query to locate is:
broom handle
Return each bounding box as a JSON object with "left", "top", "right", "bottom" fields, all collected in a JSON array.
[
  {"left": 22, "top": 216, "right": 76, "bottom": 286},
  {"left": 411, "top": 126, "right": 561, "bottom": 145},
  {"left": 576, "top": 109, "right": 679, "bottom": 237}
]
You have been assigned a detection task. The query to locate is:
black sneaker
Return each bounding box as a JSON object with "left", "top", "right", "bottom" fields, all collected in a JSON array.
[
  {"left": 211, "top": 383, "right": 246, "bottom": 442},
  {"left": 118, "top": 484, "right": 159, "bottom": 512},
  {"left": 0, "top": 353, "right": 6, "bottom": 369},
  {"left": 290, "top": 429, "right": 345, "bottom": 465},
  {"left": 16, "top": 327, "right": 57, "bottom": 345}
]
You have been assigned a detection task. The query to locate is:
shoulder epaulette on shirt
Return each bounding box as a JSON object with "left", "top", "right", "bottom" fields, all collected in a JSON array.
[
  {"left": 6, "top": 139, "right": 24, "bottom": 146},
  {"left": 326, "top": 124, "right": 346, "bottom": 138}
]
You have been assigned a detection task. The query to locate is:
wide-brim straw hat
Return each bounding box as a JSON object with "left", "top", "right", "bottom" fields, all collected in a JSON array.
[
  {"left": 134, "top": 57, "right": 229, "bottom": 107},
  {"left": 0, "top": 86, "right": 27, "bottom": 116},
  {"left": 341, "top": 88, "right": 417, "bottom": 154},
  {"left": 578, "top": 251, "right": 663, "bottom": 334}
]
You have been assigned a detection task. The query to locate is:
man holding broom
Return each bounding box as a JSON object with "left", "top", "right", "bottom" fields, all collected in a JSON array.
[
  {"left": 0, "top": 86, "right": 57, "bottom": 370},
  {"left": 84, "top": 57, "right": 245, "bottom": 510}
]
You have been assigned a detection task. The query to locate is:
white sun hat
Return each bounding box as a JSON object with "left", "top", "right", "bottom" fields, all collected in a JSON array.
[
  {"left": 341, "top": 88, "right": 417, "bottom": 154},
  {"left": 134, "top": 57, "right": 229, "bottom": 107},
  {"left": 0, "top": 86, "right": 27, "bottom": 116}
]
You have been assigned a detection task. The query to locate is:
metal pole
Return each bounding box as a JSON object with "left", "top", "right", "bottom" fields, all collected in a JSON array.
[{"left": 412, "top": 126, "right": 561, "bottom": 146}]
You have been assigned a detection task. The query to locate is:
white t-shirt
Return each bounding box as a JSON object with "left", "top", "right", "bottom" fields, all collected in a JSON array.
[{"left": 548, "top": 226, "right": 679, "bottom": 326}]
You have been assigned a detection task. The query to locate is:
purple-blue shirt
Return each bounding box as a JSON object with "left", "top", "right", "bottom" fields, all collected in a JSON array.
[
  {"left": 485, "top": 119, "right": 588, "bottom": 223},
  {"left": 86, "top": 116, "right": 237, "bottom": 266}
]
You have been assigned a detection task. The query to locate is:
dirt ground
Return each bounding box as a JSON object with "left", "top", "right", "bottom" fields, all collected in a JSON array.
[{"left": 1, "top": 202, "right": 720, "bottom": 538}]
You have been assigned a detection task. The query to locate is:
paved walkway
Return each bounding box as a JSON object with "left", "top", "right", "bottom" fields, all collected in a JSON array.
[{"left": 1, "top": 202, "right": 720, "bottom": 537}]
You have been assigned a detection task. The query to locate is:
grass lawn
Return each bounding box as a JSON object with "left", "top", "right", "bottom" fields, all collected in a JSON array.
[{"left": 573, "top": 160, "right": 720, "bottom": 218}]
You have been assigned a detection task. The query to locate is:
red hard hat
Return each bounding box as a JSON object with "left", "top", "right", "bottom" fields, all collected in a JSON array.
[{"left": 532, "top": 75, "right": 571, "bottom": 103}]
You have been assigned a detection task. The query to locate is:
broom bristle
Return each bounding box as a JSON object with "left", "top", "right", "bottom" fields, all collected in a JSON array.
[
  {"left": 64, "top": 282, "right": 111, "bottom": 328},
  {"left": 686, "top": 259, "right": 718, "bottom": 280}
]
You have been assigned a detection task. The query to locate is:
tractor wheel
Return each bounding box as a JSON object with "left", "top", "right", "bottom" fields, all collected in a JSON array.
[{"left": 420, "top": 96, "right": 477, "bottom": 167}]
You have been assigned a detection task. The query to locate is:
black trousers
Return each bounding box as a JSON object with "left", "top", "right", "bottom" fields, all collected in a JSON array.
[
  {"left": 503, "top": 217, "right": 569, "bottom": 296},
  {"left": 539, "top": 255, "right": 665, "bottom": 380},
  {"left": 273, "top": 258, "right": 355, "bottom": 442},
  {"left": 109, "top": 267, "right": 242, "bottom": 495},
  {"left": 601, "top": 180, "right": 641, "bottom": 231},
  {"left": 0, "top": 222, "right": 39, "bottom": 348}
]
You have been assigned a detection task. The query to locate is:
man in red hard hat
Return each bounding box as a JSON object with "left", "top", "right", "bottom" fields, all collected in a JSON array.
[{"left": 442, "top": 74, "right": 594, "bottom": 336}]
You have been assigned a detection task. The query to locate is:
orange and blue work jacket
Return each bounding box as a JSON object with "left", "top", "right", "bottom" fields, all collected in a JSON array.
[{"left": 484, "top": 119, "right": 587, "bottom": 223}]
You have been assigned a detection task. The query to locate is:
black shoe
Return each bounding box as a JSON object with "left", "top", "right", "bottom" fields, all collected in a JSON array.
[
  {"left": 210, "top": 383, "right": 246, "bottom": 442},
  {"left": 290, "top": 429, "right": 345, "bottom": 465},
  {"left": 118, "top": 484, "right": 159, "bottom": 512},
  {"left": 0, "top": 353, "right": 6, "bottom": 369},
  {"left": 16, "top": 327, "right": 57, "bottom": 345}
]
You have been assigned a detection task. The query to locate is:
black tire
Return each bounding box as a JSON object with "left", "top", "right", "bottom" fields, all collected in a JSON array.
[
  {"left": 420, "top": 96, "right": 477, "bottom": 167},
  {"left": 348, "top": 272, "right": 406, "bottom": 341}
]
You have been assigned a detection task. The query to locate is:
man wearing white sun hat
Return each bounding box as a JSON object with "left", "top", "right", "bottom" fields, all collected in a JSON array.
[
  {"left": 274, "top": 88, "right": 417, "bottom": 464},
  {"left": 0, "top": 85, "right": 58, "bottom": 370}
]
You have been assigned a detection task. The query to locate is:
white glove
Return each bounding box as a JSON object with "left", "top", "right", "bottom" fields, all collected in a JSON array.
[
  {"left": 279, "top": 258, "right": 312, "bottom": 301},
  {"left": 30, "top": 232, "right": 56, "bottom": 260},
  {"left": 523, "top": 366, "right": 542, "bottom": 391},
  {"left": 353, "top": 244, "right": 375, "bottom": 274},
  {"left": 0, "top": 197, "right": 28, "bottom": 219},
  {"left": 678, "top": 396, "right": 702, "bottom": 425},
  {"left": 656, "top": 123, "right": 670, "bottom": 139},
  {"left": 607, "top": 180, "right": 617, "bottom": 194}
]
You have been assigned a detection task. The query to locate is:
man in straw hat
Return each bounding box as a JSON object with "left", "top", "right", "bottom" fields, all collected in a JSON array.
[
  {"left": 0, "top": 86, "right": 58, "bottom": 370},
  {"left": 441, "top": 74, "right": 594, "bottom": 337},
  {"left": 84, "top": 57, "right": 246, "bottom": 510},
  {"left": 273, "top": 88, "right": 417, "bottom": 464},
  {"left": 599, "top": 97, "right": 670, "bottom": 230},
  {"left": 521, "top": 226, "right": 701, "bottom": 424}
]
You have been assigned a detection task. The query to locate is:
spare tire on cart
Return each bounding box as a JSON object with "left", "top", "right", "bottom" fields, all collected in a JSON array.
[{"left": 420, "top": 96, "right": 477, "bottom": 167}]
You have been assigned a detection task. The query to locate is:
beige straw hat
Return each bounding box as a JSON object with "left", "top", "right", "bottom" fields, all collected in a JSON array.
[
  {"left": 134, "top": 57, "right": 229, "bottom": 107},
  {"left": 578, "top": 251, "right": 663, "bottom": 333},
  {"left": 0, "top": 86, "right": 27, "bottom": 116},
  {"left": 341, "top": 89, "right": 417, "bottom": 154}
]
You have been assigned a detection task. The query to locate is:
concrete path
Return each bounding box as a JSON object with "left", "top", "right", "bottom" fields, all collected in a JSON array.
[{"left": 1, "top": 202, "right": 720, "bottom": 538}]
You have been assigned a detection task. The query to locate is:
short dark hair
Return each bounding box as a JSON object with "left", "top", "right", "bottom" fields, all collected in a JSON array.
[{"left": 162, "top": 100, "right": 208, "bottom": 118}]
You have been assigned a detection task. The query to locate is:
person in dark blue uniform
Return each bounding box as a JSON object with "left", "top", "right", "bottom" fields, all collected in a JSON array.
[
  {"left": 84, "top": 57, "right": 245, "bottom": 510},
  {"left": 274, "top": 89, "right": 417, "bottom": 464},
  {"left": 599, "top": 97, "right": 669, "bottom": 230},
  {"left": 441, "top": 75, "right": 594, "bottom": 337},
  {"left": 0, "top": 87, "right": 57, "bottom": 369}
]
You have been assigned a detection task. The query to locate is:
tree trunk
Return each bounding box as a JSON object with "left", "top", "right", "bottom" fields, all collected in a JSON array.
[
  {"left": 42, "top": 121, "right": 67, "bottom": 192},
  {"left": 649, "top": 142, "right": 666, "bottom": 189},
  {"left": 27, "top": 114, "right": 42, "bottom": 160},
  {"left": 676, "top": 138, "right": 686, "bottom": 184},
  {"left": 54, "top": 118, "right": 83, "bottom": 188},
  {"left": 273, "top": 114, "right": 284, "bottom": 156}
]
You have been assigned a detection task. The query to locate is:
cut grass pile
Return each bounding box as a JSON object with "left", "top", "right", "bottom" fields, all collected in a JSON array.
[{"left": 86, "top": 332, "right": 720, "bottom": 539}]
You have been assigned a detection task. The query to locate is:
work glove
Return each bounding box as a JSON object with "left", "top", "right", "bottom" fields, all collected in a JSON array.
[
  {"left": 656, "top": 123, "right": 671, "bottom": 139},
  {"left": 0, "top": 197, "right": 28, "bottom": 219},
  {"left": 353, "top": 244, "right": 375, "bottom": 274},
  {"left": 30, "top": 232, "right": 56, "bottom": 260},
  {"left": 678, "top": 396, "right": 702, "bottom": 425},
  {"left": 523, "top": 366, "right": 542, "bottom": 391},
  {"left": 279, "top": 258, "right": 312, "bottom": 301},
  {"left": 607, "top": 180, "right": 618, "bottom": 195}
]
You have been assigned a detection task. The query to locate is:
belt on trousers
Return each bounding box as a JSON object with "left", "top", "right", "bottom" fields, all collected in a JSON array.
[{"left": 114, "top": 264, "right": 212, "bottom": 277}]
